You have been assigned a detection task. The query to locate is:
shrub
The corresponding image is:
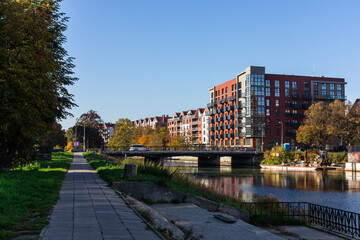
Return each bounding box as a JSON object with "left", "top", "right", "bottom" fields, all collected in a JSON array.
[{"left": 261, "top": 146, "right": 295, "bottom": 165}]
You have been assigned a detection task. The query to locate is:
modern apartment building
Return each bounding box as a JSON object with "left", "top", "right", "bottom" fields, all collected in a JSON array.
[
  {"left": 133, "top": 115, "right": 170, "bottom": 129},
  {"left": 208, "top": 66, "right": 346, "bottom": 150},
  {"left": 167, "top": 108, "right": 211, "bottom": 146}
]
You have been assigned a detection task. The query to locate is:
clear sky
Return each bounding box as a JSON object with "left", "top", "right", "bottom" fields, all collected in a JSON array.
[{"left": 59, "top": 0, "right": 360, "bottom": 130}]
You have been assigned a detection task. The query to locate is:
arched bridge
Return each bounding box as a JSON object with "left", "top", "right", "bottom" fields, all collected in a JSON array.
[{"left": 102, "top": 150, "right": 264, "bottom": 167}]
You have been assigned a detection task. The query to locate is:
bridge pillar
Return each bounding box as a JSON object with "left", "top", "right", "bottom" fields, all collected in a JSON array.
[
  {"left": 231, "top": 155, "right": 263, "bottom": 167},
  {"left": 198, "top": 156, "right": 220, "bottom": 167},
  {"left": 144, "top": 156, "right": 165, "bottom": 166}
]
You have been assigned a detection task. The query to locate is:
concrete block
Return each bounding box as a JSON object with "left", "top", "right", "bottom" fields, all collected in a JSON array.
[
  {"left": 218, "top": 203, "right": 249, "bottom": 222},
  {"left": 185, "top": 194, "right": 219, "bottom": 211},
  {"left": 124, "top": 164, "right": 137, "bottom": 178}
]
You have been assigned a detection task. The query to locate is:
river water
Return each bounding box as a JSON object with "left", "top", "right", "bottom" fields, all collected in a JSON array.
[{"left": 164, "top": 159, "right": 360, "bottom": 213}]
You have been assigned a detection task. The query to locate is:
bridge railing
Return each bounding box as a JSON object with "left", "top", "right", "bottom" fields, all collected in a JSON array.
[
  {"left": 240, "top": 202, "right": 360, "bottom": 238},
  {"left": 103, "top": 146, "right": 257, "bottom": 152}
]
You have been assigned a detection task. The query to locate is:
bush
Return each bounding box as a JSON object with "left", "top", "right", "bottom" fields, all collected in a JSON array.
[
  {"left": 262, "top": 146, "right": 295, "bottom": 165},
  {"left": 328, "top": 152, "right": 347, "bottom": 164}
]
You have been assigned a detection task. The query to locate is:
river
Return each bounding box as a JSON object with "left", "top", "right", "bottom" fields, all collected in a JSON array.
[{"left": 164, "top": 158, "right": 360, "bottom": 213}]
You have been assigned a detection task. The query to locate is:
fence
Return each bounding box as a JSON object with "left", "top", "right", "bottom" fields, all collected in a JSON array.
[
  {"left": 102, "top": 145, "right": 256, "bottom": 152},
  {"left": 240, "top": 202, "right": 360, "bottom": 238}
]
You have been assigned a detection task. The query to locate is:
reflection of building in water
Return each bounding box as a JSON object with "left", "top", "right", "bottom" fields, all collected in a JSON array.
[
  {"left": 197, "top": 176, "right": 255, "bottom": 201},
  {"left": 345, "top": 171, "right": 360, "bottom": 192}
]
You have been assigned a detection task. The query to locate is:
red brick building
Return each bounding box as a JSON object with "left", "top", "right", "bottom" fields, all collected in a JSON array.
[{"left": 208, "top": 66, "right": 346, "bottom": 150}]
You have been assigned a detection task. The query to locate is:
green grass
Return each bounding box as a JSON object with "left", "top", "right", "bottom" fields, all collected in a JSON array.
[
  {"left": 0, "top": 152, "right": 73, "bottom": 240},
  {"left": 84, "top": 152, "right": 305, "bottom": 227}
]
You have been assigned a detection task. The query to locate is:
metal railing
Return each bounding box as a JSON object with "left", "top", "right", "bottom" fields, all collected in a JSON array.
[
  {"left": 240, "top": 202, "right": 360, "bottom": 238},
  {"left": 103, "top": 145, "right": 256, "bottom": 152}
]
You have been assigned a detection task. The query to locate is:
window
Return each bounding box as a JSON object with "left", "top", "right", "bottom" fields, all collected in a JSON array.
[
  {"left": 304, "top": 82, "right": 309, "bottom": 89},
  {"left": 266, "top": 99, "right": 270, "bottom": 106},
  {"left": 275, "top": 100, "right": 280, "bottom": 107},
  {"left": 222, "top": 89, "right": 224, "bottom": 94},
  {"left": 251, "top": 86, "right": 264, "bottom": 95},
  {"left": 292, "top": 81, "right": 297, "bottom": 89},
  {"left": 330, "top": 84, "right": 334, "bottom": 90},
  {"left": 266, "top": 88, "right": 270, "bottom": 96},
  {"left": 275, "top": 80, "right": 280, "bottom": 88},
  {"left": 266, "top": 109, "right": 270, "bottom": 116},
  {"left": 266, "top": 80, "right": 270, "bottom": 87},
  {"left": 275, "top": 109, "right": 280, "bottom": 116},
  {"left": 285, "top": 88, "right": 290, "bottom": 97},
  {"left": 267, "top": 119, "right": 271, "bottom": 125},
  {"left": 275, "top": 88, "right": 280, "bottom": 97},
  {"left": 276, "top": 129, "right": 280, "bottom": 136},
  {"left": 314, "top": 83, "right": 318, "bottom": 87},
  {"left": 225, "top": 87, "right": 228, "bottom": 94},
  {"left": 276, "top": 119, "right": 280, "bottom": 126},
  {"left": 266, "top": 129, "right": 271, "bottom": 136},
  {"left": 285, "top": 81, "right": 290, "bottom": 88},
  {"left": 285, "top": 109, "right": 290, "bottom": 114},
  {"left": 322, "top": 83, "right": 326, "bottom": 90},
  {"left": 232, "top": 84, "right": 234, "bottom": 91},
  {"left": 337, "top": 84, "right": 342, "bottom": 90},
  {"left": 292, "top": 109, "right": 298, "bottom": 114}
]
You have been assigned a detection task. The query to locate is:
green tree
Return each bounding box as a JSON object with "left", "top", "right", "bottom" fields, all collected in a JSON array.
[
  {"left": 38, "top": 122, "right": 66, "bottom": 152},
  {"left": 108, "top": 118, "right": 135, "bottom": 150},
  {"left": 296, "top": 102, "right": 329, "bottom": 148},
  {"left": 0, "top": 0, "right": 77, "bottom": 169},
  {"left": 79, "top": 110, "right": 102, "bottom": 129}
]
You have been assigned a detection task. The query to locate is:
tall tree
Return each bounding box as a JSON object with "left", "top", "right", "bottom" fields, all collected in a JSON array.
[
  {"left": 108, "top": 118, "right": 136, "bottom": 150},
  {"left": 0, "top": 0, "right": 77, "bottom": 169},
  {"left": 38, "top": 122, "right": 66, "bottom": 152},
  {"left": 79, "top": 110, "right": 102, "bottom": 129}
]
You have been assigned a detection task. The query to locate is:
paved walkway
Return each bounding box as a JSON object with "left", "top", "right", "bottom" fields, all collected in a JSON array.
[{"left": 40, "top": 153, "right": 160, "bottom": 240}]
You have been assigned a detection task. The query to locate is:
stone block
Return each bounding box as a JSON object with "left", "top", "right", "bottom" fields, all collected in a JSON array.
[
  {"left": 184, "top": 194, "right": 219, "bottom": 211},
  {"left": 218, "top": 203, "right": 249, "bottom": 222},
  {"left": 124, "top": 164, "right": 137, "bottom": 178}
]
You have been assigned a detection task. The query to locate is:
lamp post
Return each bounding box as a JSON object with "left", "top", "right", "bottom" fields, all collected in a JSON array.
[
  {"left": 74, "top": 118, "right": 79, "bottom": 149},
  {"left": 83, "top": 124, "right": 86, "bottom": 151},
  {"left": 279, "top": 121, "right": 283, "bottom": 146},
  {"left": 261, "top": 123, "right": 265, "bottom": 151}
]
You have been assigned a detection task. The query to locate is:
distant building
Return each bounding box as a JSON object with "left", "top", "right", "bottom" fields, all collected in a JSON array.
[
  {"left": 208, "top": 66, "right": 346, "bottom": 150},
  {"left": 133, "top": 115, "right": 170, "bottom": 129},
  {"left": 167, "top": 108, "right": 211, "bottom": 146},
  {"left": 99, "top": 122, "right": 115, "bottom": 145}
]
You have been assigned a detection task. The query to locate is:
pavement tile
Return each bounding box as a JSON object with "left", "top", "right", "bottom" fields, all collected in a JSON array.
[{"left": 103, "top": 235, "right": 134, "bottom": 240}]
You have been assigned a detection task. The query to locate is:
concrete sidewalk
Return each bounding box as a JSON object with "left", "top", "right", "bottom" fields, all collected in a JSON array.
[{"left": 40, "top": 152, "right": 160, "bottom": 240}]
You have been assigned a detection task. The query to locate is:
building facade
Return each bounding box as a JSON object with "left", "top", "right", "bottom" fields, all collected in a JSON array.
[
  {"left": 167, "top": 108, "right": 211, "bottom": 146},
  {"left": 99, "top": 122, "right": 115, "bottom": 146},
  {"left": 208, "top": 66, "right": 346, "bottom": 150},
  {"left": 133, "top": 115, "right": 170, "bottom": 129}
]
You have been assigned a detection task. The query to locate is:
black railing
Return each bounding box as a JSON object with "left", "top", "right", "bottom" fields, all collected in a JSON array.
[
  {"left": 103, "top": 146, "right": 256, "bottom": 152},
  {"left": 240, "top": 202, "right": 360, "bottom": 238}
]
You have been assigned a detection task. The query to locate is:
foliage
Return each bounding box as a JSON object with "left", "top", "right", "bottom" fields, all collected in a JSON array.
[
  {"left": 79, "top": 110, "right": 102, "bottom": 129},
  {"left": 108, "top": 118, "right": 136, "bottom": 150},
  {"left": 65, "top": 141, "right": 74, "bottom": 152},
  {"left": 0, "top": 0, "right": 77, "bottom": 169},
  {"left": 262, "top": 146, "right": 295, "bottom": 165},
  {"left": 168, "top": 134, "right": 188, "bottom": 148},
  {"left": 0, "top": 152, "right": 72, "bottom": 239},
  {"left": 38, "top": 122, "right": 66, "bottom": 153},
  {"left": 65, "top": 127, "right": 75, "bottom": 142},
  {"left": 328, "top": 151, "right": 348, "bottom": 164},
  {"left": 297, "top": 100, "right": 360, "bottom": 148},
  {"left": 108, "top": 120, "right": 170, "bottom": 150}
]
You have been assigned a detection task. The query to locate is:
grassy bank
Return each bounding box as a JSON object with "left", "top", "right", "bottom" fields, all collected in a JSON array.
[
  {"left": 0, "top": 152, "right": 73, "bottom": 240},
  {"left": 84, "top": 152, "right": 303, "bottom": 226}
]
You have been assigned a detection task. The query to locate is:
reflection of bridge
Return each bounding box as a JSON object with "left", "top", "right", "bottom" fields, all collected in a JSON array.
[{"left": 103, "top": 151, "right": 264, "bottom": 167}]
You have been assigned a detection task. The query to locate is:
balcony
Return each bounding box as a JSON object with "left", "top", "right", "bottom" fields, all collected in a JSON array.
[
  {"left": 192, "top": 121, "right": 198, "bottom": 125},
  {"left": 192, "top": 127, "right": 198, "bottom": 132}
]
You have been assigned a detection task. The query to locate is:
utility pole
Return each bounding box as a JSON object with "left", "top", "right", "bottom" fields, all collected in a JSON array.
[
  {"left": 261, "top": 123, "right": 265, "bottom": 151},
  {"left": 83, "top": 124, "right": 86, "bottom": 151},
  {"left": 279, "top": 121, "right": 283, "bottom": 146},
  {"left": 74, "top": 118, "right": 79, "bottom": 149}
]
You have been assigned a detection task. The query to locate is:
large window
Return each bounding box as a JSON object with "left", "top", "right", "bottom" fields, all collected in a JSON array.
[
  {"left": 304, "top": 82, "right": 309, "bottom": 89},
  {"left": 285, "top": 88, "right": 290, "bottom": 97},
  {"left": 285, "top": 81, "right": 290, "bottom": 88},
  {"left": 266, "top": 88, "right": 270, "bottom": 96},
  {"left": 266, "top": 99, "right": 270, "bottom": 106},
  {"left": 330, "top": 84, "right": 334, "bottom": 90},
  {"left": 275, "top": 88, "right": 280, "bottom": 97},
  {"left": 275, "top": 80, "right": 280, "bottom": 88},
  {"left": 292, "top": 81, "right": 297, "bottom": 89},
  {"left": 266, "top": 80, "right": 271, "bottom": 87},
  {"left": 322, "top": 83, "right": 326, "bottom": 90},
  {"left": 275, "top": 99, "right": 280, "bottom": 107},
  {"left": 251, "top": 86, "right": 264, "bottom": 95}
]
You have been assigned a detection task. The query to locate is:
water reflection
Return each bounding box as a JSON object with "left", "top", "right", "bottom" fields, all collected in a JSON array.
[{"left": 164, "top": 160, "right": 360, "bottom": 213}]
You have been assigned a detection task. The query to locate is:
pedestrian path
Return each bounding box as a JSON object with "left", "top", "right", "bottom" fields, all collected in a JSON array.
[{"left": 40, "top": 152, "right": 160, "bottom": 240}]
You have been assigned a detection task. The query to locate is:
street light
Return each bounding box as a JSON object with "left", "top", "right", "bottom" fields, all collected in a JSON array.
[
  {"left": 279, "top": 121, "right": 283, "bottom": 146},
  {"left": 261, "top": 123, "right": 265, "bottom": 151},
  {"left": 74, "top": 117, "right": 79, "bottom": 148}
]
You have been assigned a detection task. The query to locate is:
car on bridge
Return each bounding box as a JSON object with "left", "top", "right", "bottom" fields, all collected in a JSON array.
[{"left": 129, "top": 145, "right": 151, "bottom": 151}]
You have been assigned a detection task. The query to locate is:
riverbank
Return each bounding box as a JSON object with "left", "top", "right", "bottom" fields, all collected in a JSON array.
[{"left": 260, "top": 164, "right": 343, "bottom": 171}]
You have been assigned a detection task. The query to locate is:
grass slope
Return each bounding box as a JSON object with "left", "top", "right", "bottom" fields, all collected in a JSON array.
[{"left": 0, "top": 152, "right": 73, "bottom": 240}]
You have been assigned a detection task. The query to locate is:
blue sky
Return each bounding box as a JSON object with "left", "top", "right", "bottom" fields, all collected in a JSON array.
[{"left": 60, "top": 0, "right": 360, "bottom": 130}]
